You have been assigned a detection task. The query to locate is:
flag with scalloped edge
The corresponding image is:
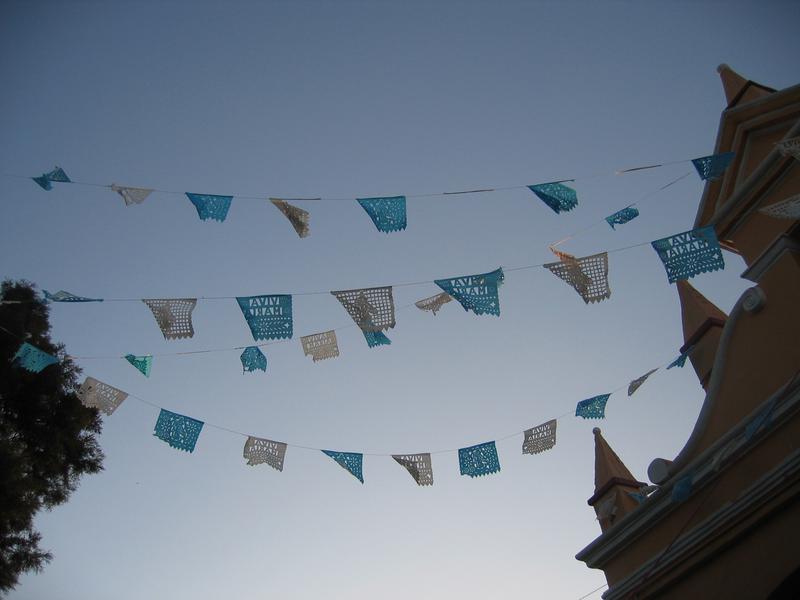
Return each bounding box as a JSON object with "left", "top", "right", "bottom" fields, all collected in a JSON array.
[
  {"left": 153, "top": 409, "right": 204, "bottom": 453},
  {"left": 357, "top": 196, "right": 407, "bottom": 233},
  {"left": 459, "top": 441, "right": 501, "bottom": 477},
  {"left": 44, "top": 290, "right": 103, "bottom": 303},
  {"left": 691, "top": 152, "right": 735, "bottom": 181},
  {"left": 434, "top": 268, "right": 504, "bottom": 316},
  {"left": 125, "top": 354, "right": 152, "bottom": 377},
  {"left": 32, "top": 166, "right": 70, "bottom": 190},
  {"left": 185, "top": 192, "right": 233, "bottom": 222},
  {"left": 575, "top": 394, "right": 610, "bottom": 419},
  {"left": 651, "top": 226, "right": 724, "bottom": 283},
  {"left": 322, "top": 450, "right": 364, "bottom": 483},
  {"left": 527, "top": 181, "right": 578, "bottom": 213},
  {"left": 12, "top": 343, "right": 58, "bottom": 373}
]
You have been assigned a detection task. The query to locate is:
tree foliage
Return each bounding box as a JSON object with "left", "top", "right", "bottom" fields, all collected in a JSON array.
[{"left": 0, "top": 281, "right": 104, "bottom": 593}]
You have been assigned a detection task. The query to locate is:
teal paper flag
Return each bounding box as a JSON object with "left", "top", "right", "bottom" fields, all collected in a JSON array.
[
  {"left": 458, "top": 441, "right": 501, "bottom": 477},
  {"left": 434, "top": 268, "right": 504, "bottom": 316},
  {"left": 575, "top": 394, "right": 610, "bottom": 419},
  {"left": 671, "top": 472, "right": 694, "bottom": 503},
  {"left": 605, "top": 207, "right": 639, "bottom": 229},
  {"left": 153, "top": 409, "right": 204, "bottom": 453},
  {"left": 357, "top": 196, "right": 407, "bottom": 233},
  {"left": 527, "top": 182, "right": 578, "bottom": 213},
  {"left": 236, "top": 295, "right": 293, "bottom": 341},
  {"left": 363, "top": 330, "right": 391, "bottom": 348},
  {"left": 322, "top": 450, "right": 364, "bottom": 483},
  {"left": 44, "top": 290, "right": 103, "bottom": 303},
  {"left": 651, "top": 226, "right": 725, "bottom": 283},
  {"left": 125, "top": 354, "right": 152, "bottom": 377},
  {"left": 12, "top": 343, "right": 58, "bottom": 373},
  {"left": 691, "top": 152, "right": 735, "bottom": 181},
  {"left": 240, "top": 346, "right": 267, "bottom": 373},
  {"left": 185, "top": 193, "right": 233, "bottom": 222},
  {"left": 32, "top": 166, "right": 70, "bottom": 191},
  {"left": 667, "top": 352, "right": 689, "bottom": 369}
]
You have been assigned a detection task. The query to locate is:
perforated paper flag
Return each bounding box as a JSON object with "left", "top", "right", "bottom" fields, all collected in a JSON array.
[
  {"left": 776, "top": 137, "right": 800, "bottom": 160},
  {"left": 142, "top": 298, "right": 197, "bottom": 340},
  {"left": 575, "top": 394, "right": 610, "bottom": 420},
  {"left": 322, "top": 450, "right": 364, "bottom": 483},
  {"left": 77, "top": 377, "right": 128, "bottom": 415},
  {"left": 185, "top": 193, "right": 233, "bottom": 222},
  {"left": 357, "top": 196, "right": 407, "bottom": 233},
  {"left": 363, "top": 330, "right": 391, "bottom": 348},
  {"left": 414, "top": 292, "right": 453, "bottom": 315},
  {"left": 125, "top": 354, "right": 152, "bottom": 377},
  {"left": 522, "top": 419, "right": 557, "bottom": 455},
  {"left": 544, "top": 252, "right": 610, "bottom": 304},
  {"left": 301, "top": 330, "right": 339, "bottom": 362},
  {"left": 759, "top": 195, "right": 800, "bottom": 220},
  {"left": 459, "top": 441, "right": 500, "bottom": 477},
  {"left": 605, "top": 207, "right": 640, "bottom": 229},
  {"left": 667, "top": 352, "right": 689, "bottom": 369},
  {"left": 331, "top": 286, "right": 396, "bottom": 331},
  {"left": 243, "top": 436, "right": 287, "bottom": 471},
  {"left": 671, "top": 472, "right": 694, "bottom": 503},
  {"left": 153, "top": 409, "right": 203, "bottom": 453},
  {"left": 527, "top": 182, "right": 578, "bottom": 213},
  {"left": 111, "top": 184, "right": 154, "bottom": 206},
  {"left": 745, "top": 398, "right": 777, "bottom": 442},
  {"left": 43, "top": 290, "right": 102, "bottom": 303},
  {"left": 628, "top": 368, "right": 658, "bottom": 396},
  {"left": 435, "top": 267, "right": 504, "bottom": 316},
  {"left": 270, "top": 198, "right": 311, "bottom": 237},
  {"left": 237, "top": 295, "right": 293, "bottom": 340},
  {"left": 240, "top": 346, "right": 267, "bottom": 373},
  {"left": 32, "top": 166, "right": 70, "bottom": 191},
  {"left": 12, "top": 343, "right": 58, "bottom": 373},
  {"left": 651, "top": 226, "right": 724, "bottom": 283},
  {"left": 691, "top": 152, "right": 735, "bottom": 181},
  {"left": 392, "top": 453, "right": 433, "bottom": 486}
]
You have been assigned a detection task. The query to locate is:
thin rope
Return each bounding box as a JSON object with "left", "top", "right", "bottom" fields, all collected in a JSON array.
[
  {"left": 576, "top": 583, "right": 609, "bottom": 600},
  {"left": 1, "top": 155, "right": 696, "bottom": 202}
]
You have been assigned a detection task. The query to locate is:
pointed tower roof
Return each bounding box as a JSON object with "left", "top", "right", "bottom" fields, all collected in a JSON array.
[
  {"left": 677, "top": 281, "right": 728, "bottom": 388},
  {"left": 717, "top": 64, "right": 775, "bottom": 109},
  {"left": 591, "top": 428, "right": 637, "bottom": 493}
]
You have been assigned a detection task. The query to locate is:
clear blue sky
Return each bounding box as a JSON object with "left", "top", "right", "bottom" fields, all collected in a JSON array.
[{"left": 1, "top": 1, "right": 798, "bottom": 599}]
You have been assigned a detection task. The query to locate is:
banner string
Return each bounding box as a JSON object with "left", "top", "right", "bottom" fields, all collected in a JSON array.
[
  {"left": 116, "top": 349, "right": 680, "bottom": 457},
  {"left": 1, "top": 156, "right": 695, "bottom": 202}
]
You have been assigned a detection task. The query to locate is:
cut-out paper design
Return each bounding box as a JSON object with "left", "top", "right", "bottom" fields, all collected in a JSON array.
[
  {"left": 691, "top": 152, "right": 735, "bottom": 181},
  {"left": 301, "top": 330, "right": 339, "bottom": 362},
  {"left": 605, "top": 207, "right": 640, "bottom": 229},
  {"left": 459, "top": 441, "right": 501, "bottom": 477},
  {"left": 575, "top": 394, "right": 610, "bottom": 420},
  {"left": 125, "top": 354, "right": 152, "bottom": 377},
  {"left": 32, "top": 166, "right": 70, "bottom": 190},
  {"left": 414, "top": 292, "right": 453, "bottom": 315},
  {"left": 12, "top": 343, "right": 58, "bottom": 373},
  {"left": 522, "top": 419, "right": 557, "bottom": 455},
  {"left": 745, "top": 398, "right": 778, "bottom": 442},
  {"left": 651, "top": 226, "right": 725, "bottom": 283},
  {"left": 434, "top": 268, "right": 504, "bottom": 316},
  {"left": 775, "top": 137, "right": 800, "bottom": 160},
  {"left": 111, "top": 184, "right": 154, "bottom": 206},
  {"left": 544, "top": 252, "right": 610, "bottom": 304},
  {"left": 357, "top": 196, "right": 407, "bottom": 233},
  {"left": 77, "top": 377, "right": 128, "bottom": 416},
  {"left": 270, "top": 198, "right": 311, "bottom": 238},
  {"left": 527, "top": 182, "right": 578, "bottom": 213},
  {"left": 43, "top": 290, "right": 103, "bottom": 303},
  {"left": 153, "top": 409, "right": 203, "bottom": 453},
  {"left": 392, "top": 453, "right": 433, "bottom": 486},
  {"left": 667, "top": 352, "right": 689, "bottom": 369},
  {"left": 185, "top": 192, "right": 233, "bottom": 222},
  {"left": 240, "top": 346, "right": 267, "bottom": 373},
  {"left": 671, "top": 472, "right": 694, "bottom": 503},
  {"left": 322, "top": 450, "right": 364, "bottom": 483},
  {"left": 243, "top": 436, "right": 287, "bottom": 471},
  {"left": 363, "top": 330, "right": 391, "bottom": 348},
  {"left": 628, "top": 368, "right": 658, "bottom": 396},
  {"left": 759, "top": 195, "right": 800, "bottom": 220},
  {"left": 331, "top": 286, "right": 396, "bottom": 331},
  {"left": 236, "top": 295, "right": 293, "bottom": 340},
  {"left": 142, "top": 298, "right": 197, "bottom": 340}
]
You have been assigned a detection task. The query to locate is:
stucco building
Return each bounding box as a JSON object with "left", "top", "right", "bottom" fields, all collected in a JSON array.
[{"left": 576, "top": 66, "right": 800, "bottom": 599}]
